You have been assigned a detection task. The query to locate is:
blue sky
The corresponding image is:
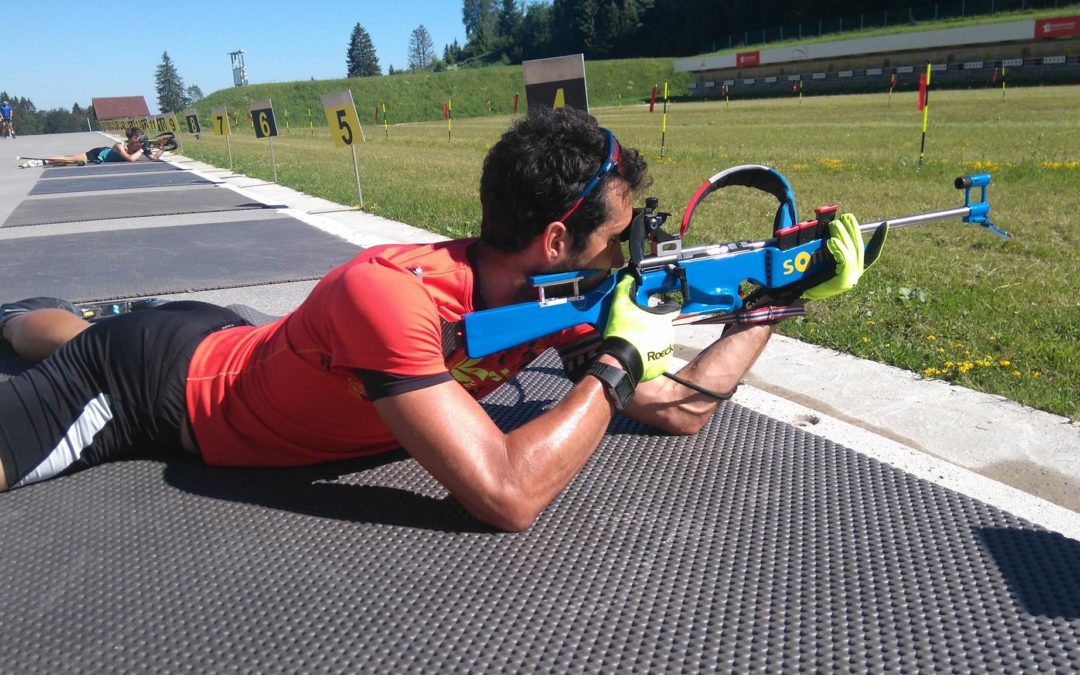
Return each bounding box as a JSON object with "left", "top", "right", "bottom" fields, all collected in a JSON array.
[{"left": 7, "top": 2, "right": 469, "bottom": 112}]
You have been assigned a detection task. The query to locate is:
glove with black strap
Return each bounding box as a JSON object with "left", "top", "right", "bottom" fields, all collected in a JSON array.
[
  {"left": 802, "top": 212, "right": 887, "bottom": 299},
  {"left": 589, "top": 273, "right": 681, "bottom": 410},
  {"left": 737, "top": 212, "right": 887, "bottom": 320}
]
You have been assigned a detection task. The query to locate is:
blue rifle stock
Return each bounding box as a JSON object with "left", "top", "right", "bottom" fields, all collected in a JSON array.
[{"left": 463, "top": 172, "right": 1008, "bottom": 359}]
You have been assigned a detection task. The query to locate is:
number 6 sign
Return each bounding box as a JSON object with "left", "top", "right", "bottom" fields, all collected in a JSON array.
[{"left": 249, "top": 99, "right": 278, "bottom": 139}]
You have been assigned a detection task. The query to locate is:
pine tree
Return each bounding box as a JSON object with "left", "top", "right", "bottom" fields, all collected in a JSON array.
[
  {"left": 407, "top": 25, "right": 436, "bottom": 71},
  {"left": 347, "top": 22, "right": 382, "bottom": 77},
  {"left": 155, "top": 51, "right": 186, "bottom": 114},
  {"left": 185, "top": 85, "right": 204, "bottom": 107}
]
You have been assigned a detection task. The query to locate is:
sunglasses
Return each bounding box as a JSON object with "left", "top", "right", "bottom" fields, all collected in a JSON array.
[{"left": 557, "top": 128, "right": 623, "bottom": 223}]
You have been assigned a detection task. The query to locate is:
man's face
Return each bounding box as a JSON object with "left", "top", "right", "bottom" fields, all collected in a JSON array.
[{"left": 557, "top": 181, "right": 632, "bottom": 291}]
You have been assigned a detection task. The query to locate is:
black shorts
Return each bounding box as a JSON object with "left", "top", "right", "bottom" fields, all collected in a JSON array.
[
  {"left": 85, "top": 147, "right": 107, "bottom": 163},
  {"left": 0, "top": 302, "right": 248, "bottom": 489}
]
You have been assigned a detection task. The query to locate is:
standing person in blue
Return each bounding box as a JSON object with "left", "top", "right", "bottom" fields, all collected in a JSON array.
[
  {"left": 20, "top": 127, "right": 164, "bottom": 167},
  {"left": 0, "top": 99, "right": 13, "bottom": 138}
]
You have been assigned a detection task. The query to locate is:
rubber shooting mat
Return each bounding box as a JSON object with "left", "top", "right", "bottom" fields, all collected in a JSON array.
[
  {"left": 39, "top": 161, "right": 180, "bottom": 177},
  {"left": 29, "top": 171, "right": 215, "bottom": 195},
  {"left": 3, "top": 187, "right": 277, "bottom": 227},
  {"left": 0, "top": 218, "right": 359, "bottom": 302},
  {"left": 0, "top": 351, "right": 1076, "bottom": 672}
]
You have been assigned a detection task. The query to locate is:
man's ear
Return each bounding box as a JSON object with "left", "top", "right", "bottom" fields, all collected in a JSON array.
[{"left": 539, "top": 221, "right": 571, "bottom": 263}]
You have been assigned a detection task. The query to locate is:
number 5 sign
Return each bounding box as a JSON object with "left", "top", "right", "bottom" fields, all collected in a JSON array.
[
  {"left": 321, "top": 90, "right": 365, "bottom": 147},
  {"left": 249, "top": 99, "right": 278, "bottom": 139},
  {"left": 319, "top": 90, "right": 365, "bottom": 207}
]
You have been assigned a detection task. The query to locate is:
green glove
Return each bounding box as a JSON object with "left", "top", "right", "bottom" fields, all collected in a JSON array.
[
  {"left": 803, "top": 213, "right": 887, "bottom": 300},
  {"left": 602, "top": 273, "right": 680, "bottom": 383}
]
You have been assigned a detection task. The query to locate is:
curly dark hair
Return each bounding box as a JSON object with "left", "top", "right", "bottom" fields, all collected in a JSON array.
[{"left": 479, "top": 107, "right": 649, "bottom": 254}]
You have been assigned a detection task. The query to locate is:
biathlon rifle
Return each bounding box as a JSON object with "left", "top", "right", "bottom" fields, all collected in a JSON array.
[
  {"left": 148, "top": 131, "right": 179, "bottom": 152},
  {"left": 462, "top": 165, "right": 1010, "bottom": 359}
]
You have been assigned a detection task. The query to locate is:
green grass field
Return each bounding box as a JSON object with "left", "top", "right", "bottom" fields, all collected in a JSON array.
[{"left": 178, "top": 84, "right": 1079, "bottom": 420}]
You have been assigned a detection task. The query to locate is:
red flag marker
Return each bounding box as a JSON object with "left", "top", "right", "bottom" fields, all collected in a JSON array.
[
  {"left": 649, "top": 84, "right": 657, "bottom": 112},
  {"left": 918, "top": 64, "right": 932, "bottom": 170}
]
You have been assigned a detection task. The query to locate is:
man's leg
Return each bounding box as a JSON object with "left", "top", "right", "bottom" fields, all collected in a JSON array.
[
  {"left": 43, "top": 153, "right": 89, "bottom": 166},
  {"left": 2, "top": 309, "right": 90, "bottom": 361}
]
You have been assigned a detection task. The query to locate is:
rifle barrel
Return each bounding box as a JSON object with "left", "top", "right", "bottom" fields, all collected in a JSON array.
[{"left": 859, "top": 206, "right": 971, "bottom": 233}]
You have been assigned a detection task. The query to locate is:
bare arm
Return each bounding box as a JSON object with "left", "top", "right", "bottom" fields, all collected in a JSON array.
[
  {"left": 623, "top": 323, "right": 774, "bottom": 435},
  {"left": 372, "top": 355, "right": 624, "bottom": 532},
  {"left": 112, "top": 142, "right": 143, "bottom": 162}
]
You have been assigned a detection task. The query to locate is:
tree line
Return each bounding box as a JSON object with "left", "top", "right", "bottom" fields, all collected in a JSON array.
[
  {"left": 0, "top": 92, "right": 97, "bottom": 135},
  {"left": 342, "top": 0, "right": 1020, "bottom": 77}
]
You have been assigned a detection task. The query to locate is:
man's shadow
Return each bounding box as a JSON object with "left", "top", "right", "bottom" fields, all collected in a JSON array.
[
  {"left": 160, "top": 450, "right": 496, "bottom": 533},
  {"left": 160, "top": 393, "right": 574, "bottom": 534}
]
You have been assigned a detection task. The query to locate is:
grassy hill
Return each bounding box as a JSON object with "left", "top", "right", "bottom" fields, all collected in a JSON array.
[
  {"left": 193, "top": 3, "right": 1080, "bottom": 126},
  {"left": 702, "top": 2, "right": 1080, "bottom": 55},
  {"left": 195, "top": 59, "right": 692, "bottom": 127}
]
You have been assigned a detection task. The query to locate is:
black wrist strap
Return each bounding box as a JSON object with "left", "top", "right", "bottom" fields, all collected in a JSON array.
[
  {"left": 598, "top": 337, "right": 643, "bottom": 384},
  {"left": 662, "top": 372, "right": 738, "bottom": 401}
]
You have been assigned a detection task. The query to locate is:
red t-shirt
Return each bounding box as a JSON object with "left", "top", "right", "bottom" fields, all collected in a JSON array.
[{"left": 186, "top": 239, "right": 596, "bottom": 467}]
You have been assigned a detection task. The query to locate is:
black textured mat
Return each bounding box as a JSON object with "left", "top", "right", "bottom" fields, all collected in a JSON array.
[
  {"left": 0, "top": 351, "right": 1077, "bottom": 672},
  {"left": 29, "top": 171, "right": 214, "bottom": 194},
  {"left": 3, "top": 187, "right": 275, "bottom": 227},
  {"left": 0, "top": 218, "right": 359, "bottom": 302},
  {"left": 40, "top": 161, "right": 179, "bottom": 177}
]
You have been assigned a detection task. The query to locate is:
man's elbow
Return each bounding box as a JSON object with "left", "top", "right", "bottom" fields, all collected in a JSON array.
[
  {"left": 470, "top": 502, "right": 538, "bottom": 533},
  {"left": 464, "top": 484, "right": 543, "bottom": 533},
  {"left": 648, "top": 408, "right": 712, "bottom": 437}
]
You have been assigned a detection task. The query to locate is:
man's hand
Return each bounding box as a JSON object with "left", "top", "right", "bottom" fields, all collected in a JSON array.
[
  {"left": 601, "top": 273, "right": 680, "bottom": 383},
  {"left": 803, "top": 213, "right": 887, "bottom": 300}
]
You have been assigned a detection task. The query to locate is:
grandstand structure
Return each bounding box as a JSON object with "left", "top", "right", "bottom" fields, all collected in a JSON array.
[{"left": 676, "top": 15, "right": 1080, "bottom": 97}]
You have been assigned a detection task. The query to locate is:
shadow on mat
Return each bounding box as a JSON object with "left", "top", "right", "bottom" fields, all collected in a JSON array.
[
  {"left": 977, "top": 527, "right": 1080, "bottom": 619},
  {"left": 0, "top": 344, "right": 35, "bottom": 381},
  {"left": 162, "top": 451, "right": 492, "bottom": 534}
]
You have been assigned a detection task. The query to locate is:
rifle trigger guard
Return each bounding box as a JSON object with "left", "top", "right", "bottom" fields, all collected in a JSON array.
[{"left": 672, "top": 264, "right": 690, "bottom": 301}]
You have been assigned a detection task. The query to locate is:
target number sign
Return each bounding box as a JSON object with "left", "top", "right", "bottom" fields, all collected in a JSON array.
[
  {"left": 184, "top": 109, "right": 202, "bottom": 134},
  {"left": 249, "top": 99, "right": 278, "bottom": 139},
  {"left": 321, "top": 91, "right": 361, "bottom": 147},
  {"left": 210, "top": 106, "right": 230, "bottom": 136}
]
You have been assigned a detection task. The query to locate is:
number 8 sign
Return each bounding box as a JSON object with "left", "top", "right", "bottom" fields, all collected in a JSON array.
[
  {"left": 321, "top": 90, "right": 363, "bottom": 147},
  {"left": 249, "top": 99, "right": 278, "bottom": 139}
]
